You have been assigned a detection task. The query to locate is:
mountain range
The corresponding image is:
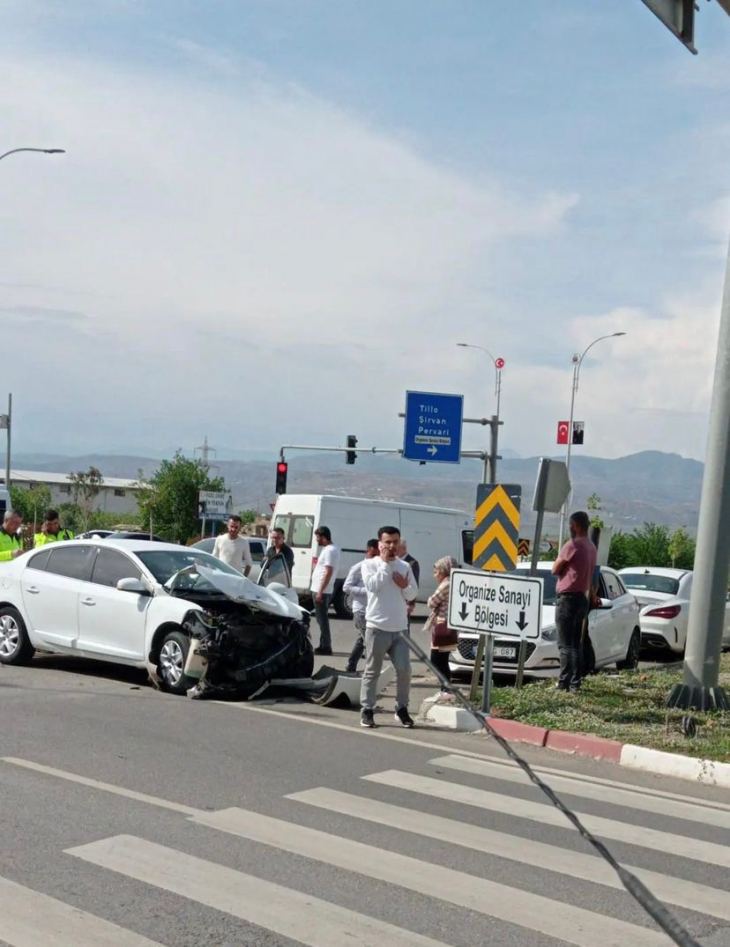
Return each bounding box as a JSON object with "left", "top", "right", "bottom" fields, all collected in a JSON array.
[{"left": 13, "top": 449, "right": 704, "bottom": 533}]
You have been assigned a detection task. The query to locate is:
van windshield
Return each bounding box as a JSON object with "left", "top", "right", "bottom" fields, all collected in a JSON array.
[{"left": 273, "top": 514, "right": 315, "bottom": 548}]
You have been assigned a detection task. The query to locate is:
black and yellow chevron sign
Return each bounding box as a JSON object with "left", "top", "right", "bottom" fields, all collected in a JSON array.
[
  {"left": 473, "top": 483, "right": 522, "bottom": 572},
  {"left": 517, "top": 538, "right": 531, "bottom": 558}
]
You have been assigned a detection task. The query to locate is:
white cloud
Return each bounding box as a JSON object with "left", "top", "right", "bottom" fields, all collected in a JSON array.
[{"left": 0, "top": 42, "right": 580, "bottom": 453}]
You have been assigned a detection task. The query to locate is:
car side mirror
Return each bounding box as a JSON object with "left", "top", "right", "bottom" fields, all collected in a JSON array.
[
  {"left": 117, "top": 577, "right": 150, "bottom": 595},
  {"left": 597, "top": 598, "right": 613, "bottom": 610}
]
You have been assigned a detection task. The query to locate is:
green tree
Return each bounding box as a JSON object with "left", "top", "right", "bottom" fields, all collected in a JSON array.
[
  {"left": 69, "top": 466, "right": 104, "bottom": 531},
  {"left": 9, "top": 484, "right": 52, "bottom": 529},
  {"left": 629, "top": 522, "right": 672, "bottom": 567},
  {"left": 607, "top": 531, "right": 633, "bottom": 570},
  {"left": 238, "top": 509, "right": 257, "bottom": 528},
  {"left": 136, "top": 452, "right": 225, "bottom": 544},
  {"left": 587, "top": 493, "right": 605, "bottom": 530},
  {"left": 668, "top": 527, "right": 696, "bottom": 570}
]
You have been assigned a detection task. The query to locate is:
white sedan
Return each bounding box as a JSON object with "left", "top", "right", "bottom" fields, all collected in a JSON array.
[
  {"left": 0, "top": 539, "right": 312, "bottom": 697},
  {"left": 449, "top": 563, "right": 642, "bottom": 679},
  {"left": 618, "top": 566, "right": 730, "bottom": 654}
]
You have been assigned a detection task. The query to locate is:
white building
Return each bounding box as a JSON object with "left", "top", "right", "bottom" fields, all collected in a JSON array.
[{"left": 3, "top": 470, "right": 141, "bottom": 516}]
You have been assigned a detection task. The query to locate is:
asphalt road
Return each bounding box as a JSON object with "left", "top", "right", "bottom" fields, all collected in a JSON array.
[{"left": 0, "top": 614, "right": 727, "bottom": 947}]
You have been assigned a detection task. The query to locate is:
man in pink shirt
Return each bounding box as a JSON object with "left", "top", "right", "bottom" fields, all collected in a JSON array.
[{"left": 551, "top": 511, "right": 597, "bottom": 692}]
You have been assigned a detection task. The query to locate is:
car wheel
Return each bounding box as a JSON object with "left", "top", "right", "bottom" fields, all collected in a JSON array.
[
  {"left": 332, "top": 586, "right": 353, "bottom": 621},
  {"left": 157, "top": 630, "right": 196, "bottom": 696},
  {"left": 0, "top": 606, "right": 35, "bottom": 666},
  {"left": 617, "top": 628, "right": 641, "bottom": 671}
]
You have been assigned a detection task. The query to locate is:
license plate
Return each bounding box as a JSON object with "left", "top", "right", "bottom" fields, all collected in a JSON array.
[{"left": 494, "top": 646, "right": 518, "bottom": 660}]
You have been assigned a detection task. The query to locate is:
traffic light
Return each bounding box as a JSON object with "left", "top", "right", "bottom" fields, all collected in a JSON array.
[
  {"left": 275, "top": 461, "right": 288, "bottom": 494},
  {"left": 346, "top": 434, "right": 357, "bottom": 465}
]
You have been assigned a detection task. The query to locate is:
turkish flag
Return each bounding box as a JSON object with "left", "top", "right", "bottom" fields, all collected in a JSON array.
[{"left": 557, "top": 421, "right": 570, "bottom": 445}]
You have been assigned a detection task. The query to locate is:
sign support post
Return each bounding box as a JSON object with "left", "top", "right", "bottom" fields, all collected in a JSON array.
[
  {"left": 469, "top": 636, "right": 485, "bottom": 704},
  {"left": 481, "top": 634, "right": 495, "bottom": 714}
]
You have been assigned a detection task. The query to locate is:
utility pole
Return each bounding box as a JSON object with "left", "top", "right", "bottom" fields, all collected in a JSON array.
[
  {"left": 3, "top": 393, "right": 11, "bottom": 494},
  {"left": 456, "top": 343, "right": 504, "bottom": 483},
  {"left": 194, "top": 436, "right": 216, "bottom": 473},
  {"left": 668, "top": 239, "right": 730, "bottom": 710}
]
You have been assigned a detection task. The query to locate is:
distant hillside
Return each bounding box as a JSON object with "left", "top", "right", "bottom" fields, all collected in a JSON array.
[{"left": 13, "top": 449, "right": 704, "bottom": 532}]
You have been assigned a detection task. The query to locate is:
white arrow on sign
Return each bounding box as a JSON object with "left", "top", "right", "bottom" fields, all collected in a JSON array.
[{"left": 427, "top": 445, "right": 438, "bottom": 456}]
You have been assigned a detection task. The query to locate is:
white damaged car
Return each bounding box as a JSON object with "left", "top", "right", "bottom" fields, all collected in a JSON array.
[
  {"left": 0, "top": 539, "right": 313, "bottom": 697},
  {"left": 449, "top": 562, "right": 642, "bottom": 679}
]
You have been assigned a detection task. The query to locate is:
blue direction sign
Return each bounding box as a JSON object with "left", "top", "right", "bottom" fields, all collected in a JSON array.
[{"left": 403, "top": 390, "right": 464, "bottom": 464}]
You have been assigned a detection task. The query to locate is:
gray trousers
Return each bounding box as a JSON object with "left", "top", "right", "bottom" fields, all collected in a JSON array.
[{"left": 360, "top": 627, "right": 411, "bottom": 711}]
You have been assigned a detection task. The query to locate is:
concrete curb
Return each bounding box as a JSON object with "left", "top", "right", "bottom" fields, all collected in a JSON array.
[
  {"left": 419, "top": 699, "right": 730, "bottom": 786},
  {"left": 620, "top": 744, "right": 730, "bottom": 788}
]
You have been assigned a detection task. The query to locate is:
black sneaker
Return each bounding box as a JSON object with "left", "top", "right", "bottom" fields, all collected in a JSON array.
[
  {"left": 394, "top": 707, "right": 414, "bottom": 728},
  {"left": 360, "top": 709, "right": 375, "bottom": 728},
  {"left": 314, "top": 647, "right": 333, "bottom": 656}
]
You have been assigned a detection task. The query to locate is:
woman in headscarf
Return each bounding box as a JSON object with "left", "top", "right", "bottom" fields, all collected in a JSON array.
[{"left": 425, "top": 556, "right": 460, "bottom": 694}]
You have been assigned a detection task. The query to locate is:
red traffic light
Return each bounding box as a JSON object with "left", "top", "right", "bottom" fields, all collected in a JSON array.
[{"left": 277, "top": 462, "right": 288, "bottom": 473}]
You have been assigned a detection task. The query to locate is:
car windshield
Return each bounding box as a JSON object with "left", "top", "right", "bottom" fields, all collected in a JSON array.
[
  {"left": 515, "top": 568, "right": 557, "bottom": 606},
  {"left": 620, "top": 573, "right": 681, "bottom": 596},
  {"left": 137, "top": 549, "right": 242, "bottom": 594}
]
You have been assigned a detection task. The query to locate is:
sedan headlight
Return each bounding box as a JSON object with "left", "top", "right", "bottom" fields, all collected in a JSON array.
[{"left": 541, "top": 625, "right": 557, "bottom": 642}]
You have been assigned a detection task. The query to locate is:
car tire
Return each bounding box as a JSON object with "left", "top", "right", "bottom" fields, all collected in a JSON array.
[
  {"left": 332, "top": 585, "right": 353, "bottom": 621},
  {"left": 0, "top": 606, "right": 35, "bottom": 666},
  {"left": 617, "top": 629, "right": 641, "bottom": 671},
  {"left": 157, "top": 630, "right": 196, "bottom": 696}
]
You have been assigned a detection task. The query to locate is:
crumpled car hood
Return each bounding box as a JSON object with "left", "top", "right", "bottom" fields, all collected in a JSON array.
[{"left": 196, "top": 566, "right": 306, "bottom": 620}]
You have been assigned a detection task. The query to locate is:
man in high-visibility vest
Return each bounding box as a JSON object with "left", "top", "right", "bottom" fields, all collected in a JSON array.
[
  {"left": 34, "top": 509, "right": 74, "bottom": 548},
  {"left": 0, "top": 510, "right": 23, "bottom": 562}
]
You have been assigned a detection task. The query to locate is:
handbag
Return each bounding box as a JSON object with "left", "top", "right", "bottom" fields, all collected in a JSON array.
[{"left": 432, "top": 620, "right": 458, "bottom": 648}]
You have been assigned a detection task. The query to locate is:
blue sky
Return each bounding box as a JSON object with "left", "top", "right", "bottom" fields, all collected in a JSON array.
[{"left": 2, "top": 0, "right": 729, "bottom": 462}]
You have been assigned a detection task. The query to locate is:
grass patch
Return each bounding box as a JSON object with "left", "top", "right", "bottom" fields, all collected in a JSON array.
[{"left": 486, "top": 654, "right": 730, "bottom": 762}]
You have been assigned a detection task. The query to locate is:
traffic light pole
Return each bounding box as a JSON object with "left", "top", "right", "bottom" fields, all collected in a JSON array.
[{"left": 667, "top": 237, "right": 730, "bottom": 711}]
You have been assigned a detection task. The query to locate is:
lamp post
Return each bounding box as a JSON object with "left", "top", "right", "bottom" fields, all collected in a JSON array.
[
  {"left": 0, "top": 148, "right": 65, "bottom": 162},
  {"left": 457, "top": 343, "right": 504, "bottom": 483},
  {"left": 556, "top": 332, "right": 626, "bottom": 547}
]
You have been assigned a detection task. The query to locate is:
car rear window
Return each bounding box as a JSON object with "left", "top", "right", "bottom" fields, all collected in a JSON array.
[
  {"left": 621, "top": 573, "right": 680, "bottom": 596},
  {"left": 26, "top": 548, "right": 52, "bottom": 571},
  {"left": 248, "top": 541, "right": 265, "bottom": 561},
  {"left": 45, "top": 545, "right": 96, "bottom": 581}
]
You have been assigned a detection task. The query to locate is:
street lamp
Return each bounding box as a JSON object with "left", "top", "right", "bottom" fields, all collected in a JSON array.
[
  {"left": 0, "top": 148, "right": 65, "bottom": 162},
  {"left": 556, "top": 332, "right": 626, "bottom": 547},
  {"left": 457, "top": 342, "right": 505, "bottom": 482}
]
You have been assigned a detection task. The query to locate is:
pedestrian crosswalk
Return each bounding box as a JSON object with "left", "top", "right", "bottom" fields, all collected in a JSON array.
[{"left": 2, "top": 750, "right": 729, "bottom": 947}]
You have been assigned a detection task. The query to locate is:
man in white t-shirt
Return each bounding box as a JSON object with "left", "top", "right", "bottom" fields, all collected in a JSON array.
[
  {"left": 310, "top": 525, "right": 340, "bottom": 656},
  {"left": 212, "top": 515, "right": 253, "bottom": 577}
]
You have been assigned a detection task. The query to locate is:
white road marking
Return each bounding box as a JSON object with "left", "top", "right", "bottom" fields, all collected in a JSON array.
[
  {"left": 289, "top": 786, "right": 730, "bottom": 922},
  {"left": 187, "top": 807, "right": 667, "bottom": 946},
  {"left": 364, "top": 770, "right": 730, "bottom": 869},
  {"left": 67, "top": 835, "right": 455, "bottom": 947},
  {"left": 214, "top": 700, "right": 730, "bottom": 813},
  {"left": 429, "top": 754, "right": 730, "bottom": 829},
  {"left": 0, "top": 873, "right": 164, "bottom": 947},
  {"left": 1, "top": 757, "right": 201, "bottom": 817}
]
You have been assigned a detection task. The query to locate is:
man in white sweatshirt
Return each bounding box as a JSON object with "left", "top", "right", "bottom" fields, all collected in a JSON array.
[{"left": 360, "top": 525, "right": 418, "bottom": 729}]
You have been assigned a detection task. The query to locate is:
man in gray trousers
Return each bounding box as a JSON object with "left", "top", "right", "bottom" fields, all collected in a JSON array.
[{"left": 360, "top": 525, "right": 418, "bottom": 729}]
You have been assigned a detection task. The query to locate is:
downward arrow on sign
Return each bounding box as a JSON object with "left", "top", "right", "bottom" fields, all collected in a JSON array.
[
  {"left": 515, "top": 610, "right": 529, "bottom": 632},
  {"left": 459, "top": 603, "right": 469, "bottom": 621}
]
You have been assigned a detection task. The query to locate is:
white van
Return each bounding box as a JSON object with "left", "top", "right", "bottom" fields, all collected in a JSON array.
[{"left": 271, "top": 494, "right": 474, "bottom": 618}]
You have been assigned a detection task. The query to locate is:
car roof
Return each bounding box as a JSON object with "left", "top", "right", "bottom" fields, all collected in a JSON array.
[
  {"left": 618, "top": 567, "right": 690, "bottom": 578},
  {"left": 78, "top": 538, "right": 199, "bottom": 554}
]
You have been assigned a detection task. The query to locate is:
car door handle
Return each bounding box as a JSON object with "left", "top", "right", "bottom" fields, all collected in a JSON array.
[
  {"left": 81, "top": 598, "right": 96, "bottom": 606},
  {"left": 25, "top": 586, "right": 40, "bottom": 594}
]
